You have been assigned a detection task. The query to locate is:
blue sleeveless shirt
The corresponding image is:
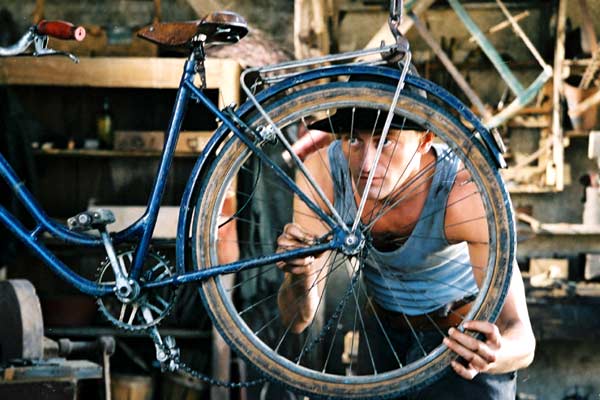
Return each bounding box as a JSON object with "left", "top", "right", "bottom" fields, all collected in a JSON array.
[{"left": 327, "top": 140, "right": 478, "bottom": 315}]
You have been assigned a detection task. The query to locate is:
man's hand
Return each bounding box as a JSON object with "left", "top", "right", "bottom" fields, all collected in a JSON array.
[
  {"left": 276, "top": 223, "right": 325, "bottom": 332},
  {"left": 443, "top": 320, "right": 502, "bottom": 380},
  {"left": 276, "top": 223, "right": 318, "bottom": 277}
]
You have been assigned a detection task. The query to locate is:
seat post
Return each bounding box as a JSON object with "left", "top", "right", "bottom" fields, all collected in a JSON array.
[{"left": 190, "top": 40, "right": 207, "bottom": 89}]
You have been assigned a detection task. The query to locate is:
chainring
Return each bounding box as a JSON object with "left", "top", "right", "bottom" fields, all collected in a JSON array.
[{"left": 96, "top": 249, "right": 179, "bottom": 331}]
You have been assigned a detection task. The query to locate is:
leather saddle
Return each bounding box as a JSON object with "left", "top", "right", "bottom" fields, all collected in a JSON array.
[{"left": 138, "top": 11, "right": 248, "bottom": 47}]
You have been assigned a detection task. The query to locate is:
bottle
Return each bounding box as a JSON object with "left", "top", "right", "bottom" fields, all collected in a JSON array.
[{"left": 97, "top": 97, "right": 114, "bottom": 149}]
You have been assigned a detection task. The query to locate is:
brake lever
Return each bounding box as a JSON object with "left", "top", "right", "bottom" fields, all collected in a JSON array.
[{"left": 33, "top": 34, "right": 80, "bottom": 63}]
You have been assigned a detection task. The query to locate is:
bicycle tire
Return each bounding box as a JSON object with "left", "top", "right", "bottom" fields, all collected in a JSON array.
[{"left": 192, "top": 79, "right": 514, "bottom": 399}]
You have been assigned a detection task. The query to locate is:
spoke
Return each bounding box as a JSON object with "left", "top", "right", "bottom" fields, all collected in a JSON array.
[
  {"left": 118, "top": 304, "right": 127, "bottom": 322},
  {"left": 365, "top": 256, "right": 429, "bottom": 356},
  {"left": 382, "top": 233, "right": 488, "bottom": 247},
  {"left": 251, "top": 251, "right": 346, "bottom": 341},
  {"left": 445, "top": 216, "right": 486, "bottom": 229},
  {"left": 362, "top": 126, "right": 423, "bottom": 225},
  {"left": 372, "top": 190, "right": 482, "bottom": 235},
  {"left": 367, "top": 250, "right": 478, "bottom": 338},
  {"left": 352, "top": 58, "right": 411, "bottom": 232},
  {"left": 349, "top": 252, "right": 405, "bottom": 370},
  {"left": 321, "top": 256, "right": 363, "bottom": 374},
  {"left": 295, "top": 252, "right": 344, "bottom": 365},
  {"left": 344, "top": 257, "right": 378, "bottom": 374},
  {"left": 368, "top": 245, "right": 478, "bottom": 352},
  {"left": 228, "top": 263, "right": 280, "bottom": 291},
  {"left": 368, "top": 249, "right": 481, "bottom": 298},
  {"left": 230, "top": 193, "right": 330, "bottom": 231},
  {"left": 364, "top": 295, "right": 404, "bottom": 368},
  {"left": 236, "top": 269, "right": 337, "bottom": 317},
  {"left": 370, "top": 164, "right": 469, "bottom": 230},
  {"left": 127, "top": 304, "right": 139, "bottom": 325},
  {"left": 365, "top": 152, "right": 440, "bottom": 229},
  {"left": 273, "top": 250, "right": 346, "bottom": 353},
  {"left": 145, "top": 302, "right": 164, "bottom": 315},
  {"left": 372, "top": 148, "right": 456, "bottom": 224},
  {"left": 363, "top": 149, "right": 451, "bottom": 229},
  {"left": 156, "top": 295, "right": 170, "bottom": 308}
]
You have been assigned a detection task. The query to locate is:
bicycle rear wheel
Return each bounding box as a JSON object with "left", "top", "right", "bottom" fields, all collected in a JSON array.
[{"left": 192, "top": 79, "right": 514, "bottom": 399}]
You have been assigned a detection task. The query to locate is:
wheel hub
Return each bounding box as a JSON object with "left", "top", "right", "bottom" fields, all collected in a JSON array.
[{"left": 339, "top": 231, "right": 365, "bottom": 255}]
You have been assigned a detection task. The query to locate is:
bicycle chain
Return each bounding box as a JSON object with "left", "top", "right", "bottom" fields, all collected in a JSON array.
[
  {"left": 177, "top": 257, "right": 360, "bottom": 388},
  {"left": 95, "top": 249, "right": 265, "bottom": 389},
  {"left": 177, "top": 360, "right": 265, "bottom": 388},
  {"left": 174, "top": 254, "right": 361, "bottom": 388},
  {"left": 96, "top": 247, "right": 361, "bottom": 389}
]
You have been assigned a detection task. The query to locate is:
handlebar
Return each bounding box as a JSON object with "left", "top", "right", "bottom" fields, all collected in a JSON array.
[
  {"left": 36, "top": 20, "right": 86, "bottom": 42},
  {"left": 0, "top": 20, "right": 85, "bottom": 62}
]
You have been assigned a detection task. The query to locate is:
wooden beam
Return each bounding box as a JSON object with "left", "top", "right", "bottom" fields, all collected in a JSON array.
[
  {"left": 552, "top": 0, "right": 567, "bottom": 191},
  {"left": 294, "top": 0, "right": 333, "bottom": 58},
  {"left": 0, "top": 57, "right": 240, "bottom": 105}
]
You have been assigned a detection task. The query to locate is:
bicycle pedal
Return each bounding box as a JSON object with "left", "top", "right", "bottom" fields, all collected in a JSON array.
[{"left": 67, "top": 209, "right": 116, "bottom": 232}]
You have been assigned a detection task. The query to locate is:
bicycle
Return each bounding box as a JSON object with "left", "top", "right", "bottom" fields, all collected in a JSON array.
[{"left": 0, "top": 1, "right": 515, "bottom": 398}]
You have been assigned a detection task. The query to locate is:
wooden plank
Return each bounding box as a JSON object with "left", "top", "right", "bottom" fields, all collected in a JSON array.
[
  {"left": 552, "top": 0, "right": 567, "bottom": 191},
  {"left": 0, "top": 57, "right": 240, "bottom": 94}
]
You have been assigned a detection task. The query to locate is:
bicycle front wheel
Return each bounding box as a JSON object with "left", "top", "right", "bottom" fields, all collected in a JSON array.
[{"left": 192, "top": 79, "right": 514, "bottom": 399}]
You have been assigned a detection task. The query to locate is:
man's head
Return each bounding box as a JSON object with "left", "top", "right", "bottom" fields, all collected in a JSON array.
[
  {"left": 340, "top": 127, "right": 433, "bottom": 200},
  {"left": 309, "top": 107, "right": 434, "bottom": 200}
]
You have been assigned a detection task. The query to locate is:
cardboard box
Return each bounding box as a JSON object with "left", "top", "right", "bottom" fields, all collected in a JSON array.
[
  {"left": 114, "top": 130, "right": 213, "bottom": 153},
  {"left": 176, "top": 131, "right": 213, "bottom": 153},
  {"left": 114, "top": 131, "right": 164, "bottom": 152}
]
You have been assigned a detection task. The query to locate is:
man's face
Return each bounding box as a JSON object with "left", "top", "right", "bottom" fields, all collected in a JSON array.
[{"left": 341, "top": 129, "right": 427, "bottom": 200}]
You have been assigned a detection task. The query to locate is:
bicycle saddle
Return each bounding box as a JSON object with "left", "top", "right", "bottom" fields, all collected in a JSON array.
[{"left": 138, "top": 11, "right": 248, "bottom": 47}]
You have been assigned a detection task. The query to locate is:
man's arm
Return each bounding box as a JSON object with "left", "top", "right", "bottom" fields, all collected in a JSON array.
[
  {"left": 444, "top": 259, "right": 536, "bottom": 379},
  {"left": 276, "top": 223, "right": 330, "bottom": 333},
  {"left": 444, "top": 168, "right": 535, "bottom": 379},
  {"left": 276, "top": 150, "right": 333, "bottom": 334}
]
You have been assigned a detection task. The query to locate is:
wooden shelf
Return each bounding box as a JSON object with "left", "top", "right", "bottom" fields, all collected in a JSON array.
[
  {"left": 46, "top": 326, "right": 210, "bottom": 339},
  {"left": 33, "top": 148, "right": 201, "bottom": 159},
  {"left": 0, "top": 56, "right": 241, "bottom": 107}
]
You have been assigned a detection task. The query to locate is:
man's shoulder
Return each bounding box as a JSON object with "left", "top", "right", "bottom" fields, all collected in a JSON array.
[
  {"left": 445, "top": 166, "right": 488, "bottom": 243},
  {"left": 304, "top": 146, "right": 332, "bottom": 175}
]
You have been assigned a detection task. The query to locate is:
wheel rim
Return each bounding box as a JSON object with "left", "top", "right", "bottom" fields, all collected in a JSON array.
[{"left": 193, "top": 82, "right": 514, "bottom": 398}]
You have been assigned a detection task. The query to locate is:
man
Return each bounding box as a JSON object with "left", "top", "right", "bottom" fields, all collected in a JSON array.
[{"left": 276, "top": 106, "right": 535, "bottom": 398}]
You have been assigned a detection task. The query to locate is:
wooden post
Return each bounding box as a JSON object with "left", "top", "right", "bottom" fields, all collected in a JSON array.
[
  {"left": 294, "top": 0, "right": 332, "bottom": 58},
  {"left": 552, "top": 0, "right": 567, "bottom": 191},
  {"left": 32, "top": 0, "right": 45, "bottom": 23},
  {"left": 153, "top": 0, "right": 162, "bottom": 24}
]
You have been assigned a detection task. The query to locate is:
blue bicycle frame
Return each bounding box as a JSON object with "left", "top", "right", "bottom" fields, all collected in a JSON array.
[
  {"left": 0, "top": 49, "right": 505, "bottom": 298},
  {"left": 0, "top": 48, "right": 347, "bottom": 298}
]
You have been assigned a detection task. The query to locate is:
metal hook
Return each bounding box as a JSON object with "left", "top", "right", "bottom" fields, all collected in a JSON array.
[{"left": 388, "top": 0, "right": 408, "bottom": 50}]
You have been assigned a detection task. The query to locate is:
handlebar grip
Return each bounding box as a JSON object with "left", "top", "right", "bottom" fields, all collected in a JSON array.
[{"left": 36, "top": 20, "right": 86, "bottom": 42}]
